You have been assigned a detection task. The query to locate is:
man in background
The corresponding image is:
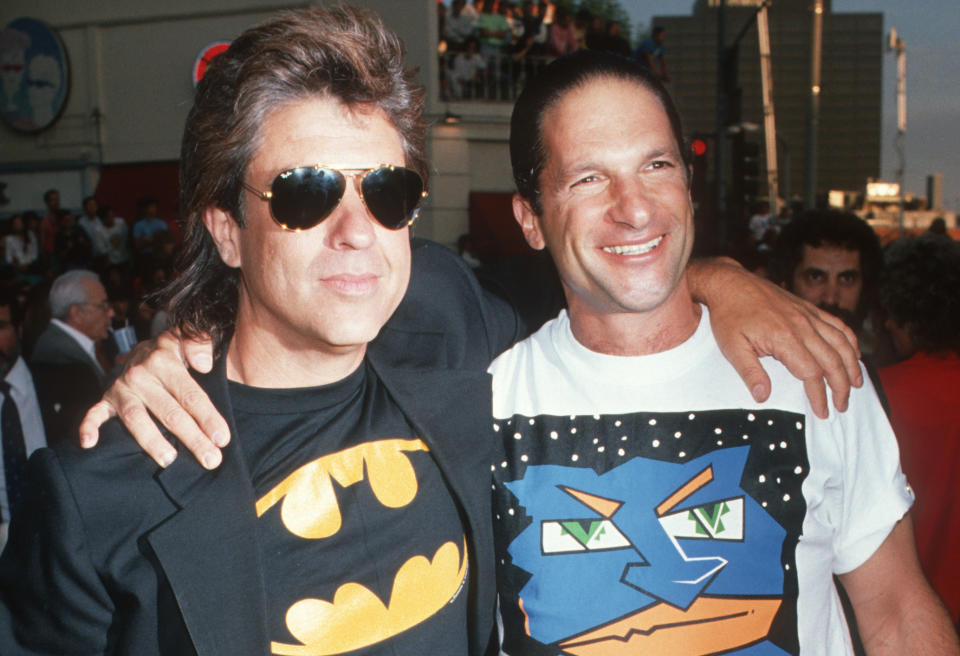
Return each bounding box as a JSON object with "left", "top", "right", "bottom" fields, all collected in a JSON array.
[
  {"left": 0, "top": 293, "right": 45, "bottom": 551},
  {"left": 878, "top": 234, "right": 960, "bottom": 626},
  {"left": 38, "top": 187, "right": 59, "bottom": 257},
  {"left": 771, "top": 210, "right": 882, "bottom": 339},
  {"left": 635, "top": 25, "right": 668, "bottom": 81},
  {"left": 30, "top": 269, "right": 113, "bottom": 441},
  {"left": 76, "top": 196, "right": 108, "bottom": 267}
]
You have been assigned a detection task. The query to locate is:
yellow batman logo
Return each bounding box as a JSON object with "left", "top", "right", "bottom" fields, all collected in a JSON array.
[
  {"left": 257, "top": 438, "right": 469, "bottom": 655},
  {"left": 256, "top": 438, "right": 429, "bottom": 539},
  {"left": 272, "top": 538, "right": 468, "bottom": 655}
]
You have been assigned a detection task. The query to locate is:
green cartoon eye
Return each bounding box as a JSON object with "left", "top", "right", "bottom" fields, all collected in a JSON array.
[
  {"left": 541, "top": 519, "right": 633, "bottom": 554},
  {"left": 659, "top": 497, "right": 745, "bottom": 541}
]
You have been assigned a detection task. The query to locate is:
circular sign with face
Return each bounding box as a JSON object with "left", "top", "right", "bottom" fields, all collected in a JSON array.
[
  {"left": 192, "top": 41, "right": 231, "bottom": 87},
  {"left": 0, "top": 17, "right": 70, "bottom": 133}
]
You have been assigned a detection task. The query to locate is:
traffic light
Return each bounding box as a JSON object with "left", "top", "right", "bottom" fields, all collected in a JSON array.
[
  {"left": 741, "top": 140, "right": 760, "bottom": 197},
  {"left": 731, "top": 135, "right": 761, "bottom": 203}
]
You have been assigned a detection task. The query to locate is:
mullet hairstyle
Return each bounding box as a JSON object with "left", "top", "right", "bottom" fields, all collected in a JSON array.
[
  {"left": 510, "top": 49, "right": 691, "bottom": 216},
  {"left": 156, "top": 5, "right": 427, "bottom": 354}
]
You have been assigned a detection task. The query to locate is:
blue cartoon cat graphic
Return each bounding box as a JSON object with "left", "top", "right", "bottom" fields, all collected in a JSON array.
[{"left": 504, "top": 447, "right": 794, "bottom": 655}]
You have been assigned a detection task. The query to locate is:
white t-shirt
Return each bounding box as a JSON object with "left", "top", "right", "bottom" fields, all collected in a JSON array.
[{"left": 489, "top": 307, "right": 912, "bottom": 656}]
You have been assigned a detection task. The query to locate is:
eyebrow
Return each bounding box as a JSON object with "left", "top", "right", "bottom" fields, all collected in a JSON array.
[
  {"left": 656, "top": 465, "right": 714, "bottom": 517},
  {"left": 559, "top": 485, "right": 624, "bottom": 518}
]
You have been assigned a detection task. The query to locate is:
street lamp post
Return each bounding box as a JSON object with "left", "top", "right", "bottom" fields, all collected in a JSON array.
[
  {"left": 804, "top": 0, "right": 823, "bottom": 209},
  {"left": 888, "top": 28, "right": 907, "bottom": 233}
]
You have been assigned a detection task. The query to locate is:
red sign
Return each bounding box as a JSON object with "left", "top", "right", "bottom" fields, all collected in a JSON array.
[{"left": 192, "top": 41, "right": 231, "bottom": 86}]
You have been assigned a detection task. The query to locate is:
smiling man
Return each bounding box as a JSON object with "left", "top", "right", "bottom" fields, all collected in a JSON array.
[{"left": 490, "top": 51, "right": 958, "bottom": 655}]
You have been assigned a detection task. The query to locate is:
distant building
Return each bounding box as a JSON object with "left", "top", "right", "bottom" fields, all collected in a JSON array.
[
  {"left": 927, "top": 173, "right": 943, "bottom": 210},
  {"left": 658, "top": 0, "right": 882, "bottom": 201}
]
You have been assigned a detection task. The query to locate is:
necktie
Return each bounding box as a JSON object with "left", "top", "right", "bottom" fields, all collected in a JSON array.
[{"left": 0, "top": 380, "right": 27, "bottom": 521}]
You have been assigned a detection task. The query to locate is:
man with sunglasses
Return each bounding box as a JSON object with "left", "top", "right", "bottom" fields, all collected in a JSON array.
[
  {"left": 0, "top": 7, "right": 862, "bottom": 656},
  {"left": 0, "top": 8, "right": 509, "bottom": 655}
]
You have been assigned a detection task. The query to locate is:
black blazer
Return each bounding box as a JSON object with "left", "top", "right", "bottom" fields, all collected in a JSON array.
[{"left": 0, "top": 239, "right": 523, "bottom": 655}]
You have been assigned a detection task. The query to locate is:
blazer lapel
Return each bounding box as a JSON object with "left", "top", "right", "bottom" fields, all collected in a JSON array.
[
  {"left": 368, "top": 361, "right": 494, "bottom": 516},
  {"left": 145, "top": 365, "right": 269, "bottom": 656},
  {"left": 368, "top": 360, "right": 498, "bottom": 656}
]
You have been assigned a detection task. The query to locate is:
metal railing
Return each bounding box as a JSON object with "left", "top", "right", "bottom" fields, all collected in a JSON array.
[{"left": 439, "top": 52, "right": 553, "bottom": 102}]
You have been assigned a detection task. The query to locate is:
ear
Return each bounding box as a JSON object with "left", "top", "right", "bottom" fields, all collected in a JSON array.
[
  {"left": 512, "top": 193, "right": 546, "bottom": 251},
  {"left": 203, "top": 206, "right": 242, "bottom": 268},
  {"left": 66, "top": 303, "right": 84, "bottom": 326}
]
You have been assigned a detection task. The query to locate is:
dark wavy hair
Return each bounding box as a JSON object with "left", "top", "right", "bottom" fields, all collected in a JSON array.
[
  {"left": 510, "top": 49, "right": 691, "bottom": 215},
  {"left": 155, "top": 5, "right": 427, "bottom": 354},
  {"left": 770, "top": 209, "right": 883, "bottom": 306},
  {"left": 878, "top": 234, "right": 960, "bottom": 354}
]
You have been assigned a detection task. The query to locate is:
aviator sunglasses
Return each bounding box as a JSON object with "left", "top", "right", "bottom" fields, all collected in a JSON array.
[{"left": 243, "top": 164, "right": 427, "bottom": 232}]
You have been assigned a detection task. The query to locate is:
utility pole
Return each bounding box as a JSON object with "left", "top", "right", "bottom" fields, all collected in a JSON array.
[
  {"left": 715, "top": 0, "right": 728, "bottom": 252},
  {"left": 717, "top": 0, "right": 772, "bottom": 243},
  {"left": 804, "top": 0, "right": 823, "bottom": 208},
  {"left": 888, "top": 28, "right": 907, "bottom": 232},
  {"left": 756, "top": 3, "right": 778, "bottom": 215}
]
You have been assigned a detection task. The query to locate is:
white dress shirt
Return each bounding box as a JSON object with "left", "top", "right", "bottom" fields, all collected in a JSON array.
[{"left": 0, "top": 356, "right": 47, "bottom": 534}]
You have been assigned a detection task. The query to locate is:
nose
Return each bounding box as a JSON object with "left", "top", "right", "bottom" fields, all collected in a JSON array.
[
  {"left": 324, "top": 179, "right": 377, "bottom": 250},
  {"left": 823, "top": 278, "right": 840, "bottom": 305},
  {"left": 608, "top": 175, "right": 653, "bottom": 230}
]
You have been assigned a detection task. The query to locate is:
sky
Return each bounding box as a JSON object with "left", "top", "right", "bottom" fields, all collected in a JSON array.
[{"left": 624, "top": 0, "right": 960, "bottom": 210}]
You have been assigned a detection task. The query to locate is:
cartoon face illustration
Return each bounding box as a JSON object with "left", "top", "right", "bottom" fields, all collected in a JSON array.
[{"left": 504, "top": 446, "right": 789, "bottom": 655}]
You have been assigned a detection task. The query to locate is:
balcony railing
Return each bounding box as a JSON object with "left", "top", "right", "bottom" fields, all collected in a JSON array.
[{"left": 439, "top": 52, "right": 553, "bottom": 102}]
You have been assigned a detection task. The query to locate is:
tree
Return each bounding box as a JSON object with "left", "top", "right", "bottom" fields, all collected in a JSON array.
[{"left": 576, "top": 0, "right": 632, "bottom": 39}]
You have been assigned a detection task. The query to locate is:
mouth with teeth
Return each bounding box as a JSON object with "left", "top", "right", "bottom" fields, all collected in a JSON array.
[{"left": 602, "top": 235, "right": 664, "bottom": 256}]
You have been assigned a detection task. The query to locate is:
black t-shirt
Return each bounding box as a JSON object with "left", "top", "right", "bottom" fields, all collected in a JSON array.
[{"left": 230, "top": 361, "right": 469, "bottom": 655}]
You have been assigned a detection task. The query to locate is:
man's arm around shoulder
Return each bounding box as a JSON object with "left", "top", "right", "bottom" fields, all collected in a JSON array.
[{"left": 839, "top": 516, "right": 959, "bottom": 655}]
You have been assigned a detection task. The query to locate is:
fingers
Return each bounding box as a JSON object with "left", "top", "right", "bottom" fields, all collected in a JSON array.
[
  {"left": 802, "top": 377, "right": 829, "bottom": 420},
  {"left": 179, "top": 332, "right": 215, "bottom": 373},
  {"left": 703, "top": 268, "right": 859, "bottom": 417},
  {"left": 720, "top": 336, "right": 773, "bottom": 403},
  {"left": 79, "top": 327, "right": 228, "bottom": 470},
  {"left": 109, "top": 378, "right": 181, "bottom": 467},
  {"left": 769, "top": 310, "right": 851, "bottom": 417},
  {"left": 806, "top": 305, "right": 863, "bottom": 388},
  {"left": 122, "top": 349, "right": 228, "bottom": 469},
  {"left": 78, "top": 400, "right": 118, "bottom": 448},
  {"left": 756, "top": 323, "right": 832, "bottom": 419}
]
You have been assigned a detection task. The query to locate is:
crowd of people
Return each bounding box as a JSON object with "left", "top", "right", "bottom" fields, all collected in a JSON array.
[
  {"left": 0, "top": 189, "right": 178, "bottom": 361},
  {"left": 439, "top": 0, "right": 665, "bottom": 100}
]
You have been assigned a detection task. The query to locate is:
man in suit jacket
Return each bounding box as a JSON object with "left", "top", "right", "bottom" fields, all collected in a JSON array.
[
  {"left": 0, "top": 294, "right": 45, "bottom": 551},
  {"left": 30, "top": 269, "right": 113, "bottom": 443},
  {"left": 0, "top": 8, "right": 517, "bottom": 655}
]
